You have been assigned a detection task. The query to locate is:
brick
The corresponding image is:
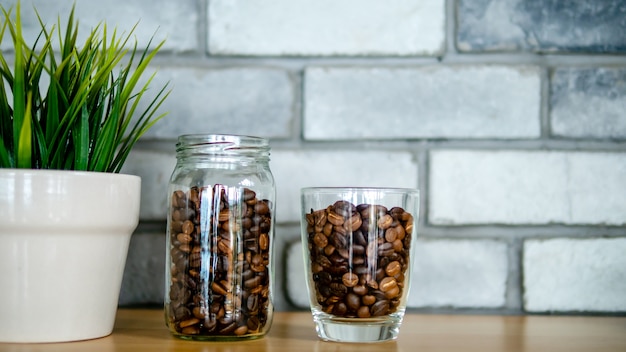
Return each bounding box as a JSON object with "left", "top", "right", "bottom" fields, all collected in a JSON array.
[
  {"left": 271, "top": 150, "right": 419, "bottom": 223},
  {"left": 303, "top": 66, "right": 541, "bottom": 140},
  {"left": 523, "top": 238, "right": 626, "bottom": 312},
  {"left": 457, "top": 0, "right": 626, "bottom": 53},
  {"left": 551, "top": 67, "right": 626, "bottom": 139},
  {"left": 429, "top": 150, "right": 626, "bottom": 225},
  {"left": 208, "top": 0, "right": 445, "bottom": 56},
  {"left": 0, "top": 0, "right": 198, "bottom": 52},
  {"left": 119, "top": 232, "right": 166, "bottom": 306},
  {"left": 285, "top": 241, "right": 309, "bottom": 309},
  {"left": 121, "top": 150, "right": 176, "bottom": 221},
  {"left": 140, "top": 67, "right": 294, "bottom": 139},
  {"left": 409, "top": 239, "right": 508, "bottom": 308}
]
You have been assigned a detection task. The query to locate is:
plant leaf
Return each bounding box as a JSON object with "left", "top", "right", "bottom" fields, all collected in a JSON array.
[
  {"left": 16, "top": 92, "right": 32, "bottom": 168},
  {"left": 1, "top": 2, "right": 170, "bottom": 172}
]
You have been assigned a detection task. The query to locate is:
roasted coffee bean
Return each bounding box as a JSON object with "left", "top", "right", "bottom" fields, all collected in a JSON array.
[
  {"left": 385, "top": 261, "right": 402, "bottom": 277},
  {"left": 379, "top": 277, "right": 400, "bottom": 298},
  {"left": 181, "top": 325, "right": 200, "bottom": 335},
  {"left": 362, "top": 294, "right": 376, "bottom": 306},
  {"left": 332, "top": 302, "right": 348, "bottom": 316},
  {"left": 352, "top": 284, "right": 368, "bottom": 296},
  {"left": 345, "top": 293, "right": 361, "bottom": 312},
  {"left": 305, "top": 201, "right": 413, "bottom": 319},
  {"left": 342, "top": 272, "right": 358, "bottom": 287},
  {"left": 234, "top": 325, "right": 249, "bottom": 336},
  {"left": 247, "top": 316, "right": 260, "bottom": 331},
  {"left": 357, "top": 305, "right": 371, "bottom": 318},
  {"left": 329, "top": 282, "right": 348, "bottom": 297},
  {"left": 327, "top": 211, "right": 345, "bottom": 226},
  {"left": 371, "top": 300, "right": 390, "bottom": 316},
  {"left": 167, "top": 185, "right": 272, "bottom": 337},
  {"left": 377, "top": 214, "right": 393, "bottom": 230},
  {"left": 313, "top": 232, "right": 328, "bottom": 248}
]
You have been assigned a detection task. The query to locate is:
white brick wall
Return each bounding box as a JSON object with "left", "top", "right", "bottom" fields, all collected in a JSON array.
[
  {"left": 121, "top": 151, "right": 176, "bottom": 221},
  {"left": 208, "top": 0, "right": 445, "bottom": 56},
  {"left": 6, "top": 0, "right": 623, "bottom": 314},
  {"left": 429, "top": 150, "right": 626, "bottom": 225},
  {"left": 409, "top": 239, "right": 508, "bottom": 308},
  {"left": 285, "top": 241, "right": 309, "bottom": 308},
  {"left": 123, "top": 149, "right": 419, "bottom": 223},
  {"left": 523, "top": 238, "right": 626, "bottom": 312},
  {"left": 119, "top": 232, "right": 166, "bottom": 305},
  {"left": 304, "top": 66, "right": 541, "bottom": 140},
  {"left": 271, "top": 150, "right": 419, "bottom": 223},
  {"left": 141, "top": 68, "right": 295, "bottom": 139},
  {"left": 0, "top": 0, "right": 197, "bottom": 52},
  {"left": 551, "top": 68, "right": 626, "bottom": 139}
]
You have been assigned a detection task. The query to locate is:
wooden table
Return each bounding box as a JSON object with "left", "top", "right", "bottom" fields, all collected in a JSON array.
[{"left": 1, "top": 309, "right": 625, "bottom": 351}]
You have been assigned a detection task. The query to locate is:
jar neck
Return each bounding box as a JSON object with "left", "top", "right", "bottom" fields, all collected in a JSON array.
[{"left": 176, "top": 134, "right": 270, "bottom": 164}]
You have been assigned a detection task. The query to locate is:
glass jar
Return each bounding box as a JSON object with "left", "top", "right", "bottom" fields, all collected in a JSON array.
[{"left": 165, "top": 134, "right": 275, "bottom": 341}]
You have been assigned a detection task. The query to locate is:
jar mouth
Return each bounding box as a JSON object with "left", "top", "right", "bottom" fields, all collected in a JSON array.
[
  {"left": 177, "top": 134, "right": 268, "bottom": 148},
  {"left": 176, "top": 134, "right": 270, "bottom": 159}
]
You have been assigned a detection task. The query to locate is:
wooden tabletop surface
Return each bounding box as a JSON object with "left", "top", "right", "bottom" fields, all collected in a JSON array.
[{"left": 1, "top": 309, "right": 625, "bottom": 352}]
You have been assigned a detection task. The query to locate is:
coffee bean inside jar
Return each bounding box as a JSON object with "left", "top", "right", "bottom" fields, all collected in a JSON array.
[
  {"left": 304, "top": 201, "right": 413, "bottom": 318},
  {"left": 166, "top": 184, "right": 272, "bottom": 339}
]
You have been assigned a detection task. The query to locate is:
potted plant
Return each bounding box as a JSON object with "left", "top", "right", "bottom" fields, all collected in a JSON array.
[{"left": 0, "top": 2, "right": 170, "bottom": 343}]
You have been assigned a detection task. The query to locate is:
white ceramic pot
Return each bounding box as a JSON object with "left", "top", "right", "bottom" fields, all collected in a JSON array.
[{"left": 0, "top": 169, "right": 141, "bottom": 343}]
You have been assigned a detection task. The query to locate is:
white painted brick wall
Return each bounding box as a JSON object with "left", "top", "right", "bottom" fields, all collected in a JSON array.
[
  {"left": 285, "top": 241, "right": 309, "bottom": 308},
  {"left": 523, "top": 238, "right": 626, "bottom": 312},
  {"left": 551, "top": 67, "right": 626, "bottom": 139},
  {"left": 8, "top": 0, "right": 622, "bottom": 314},
  {"left": 429, "top": 150, "right": 626, "bottom": 225},
  {"left": 119, "top": 232, "right": 166, "bottom": 305},
  {"left": 271, "top": 150, "right": 419, "bottom": 223},
  {"left": 141, "top": 68, "right": 295, "bottom": 139},
  {"left": 121, "top": 151, "right": 176, "bottom": 221},
  {"left": 286, "top": 239, "right": 508, "bottom": 309},
  {"left": 409, "top": 239, "right": 508, "bottom": 308},
  {"left": 304, "top": 66, "right": 541, "bottom": 140},
  {"left": 208, "top": 0, "right": 445, "bottom": 56},
  {"left": 0, "top": 0, "right": 197, "bottom": 52},
  {"left": 458, "top": 0, "right": 626, "bottom": 53},
  {"left": 122, "top": 149, "right": 419, "bottom": 223}
]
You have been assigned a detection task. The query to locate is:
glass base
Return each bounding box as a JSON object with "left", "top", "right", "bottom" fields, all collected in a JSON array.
[
  {"left": 172, "top": 332, "right": 266, "bottom": 342},
  {"left": 312, "top": 311, "right": 403, "bottom": 343}
]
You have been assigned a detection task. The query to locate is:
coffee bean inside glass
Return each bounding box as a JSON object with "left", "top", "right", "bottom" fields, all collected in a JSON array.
[{"left": 300, "top": 187, "right": 419, "bottom": 343}]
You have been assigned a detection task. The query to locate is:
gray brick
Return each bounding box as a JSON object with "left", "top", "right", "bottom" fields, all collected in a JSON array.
[
  {"left": 119, "top": 232, "right": 166, "bottom": 306},
  {"left": 141, "top": 67, "right": 295, "bottom": 139},
  {"left": 271, "top": 150, "right": 419, "bottom": 223},
  {"left": 208, "top": 0, "right": 445, "bottom": 56},
  {"left": 551, "top": 67, "right": 626, "bottom": 139},
  {"left": 0, "top": 0, "right": 198, "bottom": 52},
  {"left": 409, "top": 239, "right": 508, "bottom": 308},
  {"left": 429, "top": 150, "right": 626, "bottom": 225},
  {"left": 285, "top": 241, "right": 309, "bottom": 309},
  {"left": 523, "top": 237, "right": 626, "bottom": 312},
  {"left": 121, "top": 150, "right": 176, "bottom": 221},
  {"left": 303, "top": 66, "right": 541, "bottom": 140},
  {"left": 457, "top": 0, "right": 626, "bottom": 53}
]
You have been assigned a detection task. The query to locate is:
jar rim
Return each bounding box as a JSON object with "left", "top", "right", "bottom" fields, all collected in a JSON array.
[
  {"left": 301, "top": 187, "right": 419, "bottom": 195},
  {"left": 176, "top": 134, "right": 270, "bottom": 156},
  {"left": 177, "top": 134, "right": 269, "bottom": 147}
]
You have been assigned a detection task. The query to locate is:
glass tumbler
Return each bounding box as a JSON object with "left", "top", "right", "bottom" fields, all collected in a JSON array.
[{"left": 300, "top": 187, "right": 419, "bottom": 343}]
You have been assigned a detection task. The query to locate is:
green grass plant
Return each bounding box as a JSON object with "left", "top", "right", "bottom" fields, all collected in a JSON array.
[{"left": 0, "top": 2, "right": 170, "bottom": 172}]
